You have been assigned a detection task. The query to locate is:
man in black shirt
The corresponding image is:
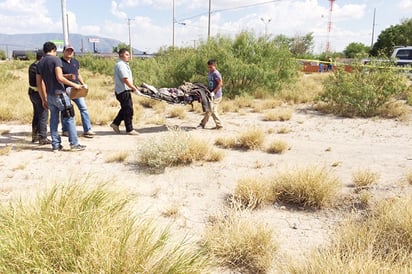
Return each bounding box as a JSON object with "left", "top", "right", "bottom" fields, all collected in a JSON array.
[{"left": 28, "top": 50, "right": 51, "bottom": 145}]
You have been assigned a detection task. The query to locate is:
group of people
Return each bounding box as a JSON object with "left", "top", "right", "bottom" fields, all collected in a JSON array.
[{"left": 30, "top": 41, "right": 224, "bottom": 152}]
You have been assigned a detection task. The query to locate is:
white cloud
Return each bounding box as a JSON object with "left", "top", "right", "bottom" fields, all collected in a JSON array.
[
  {"left": 399, "top": 0, "right": 412, "bottom": 9},
  {"left": 111, "top": 1, "right": 128, "bottom": 19}
]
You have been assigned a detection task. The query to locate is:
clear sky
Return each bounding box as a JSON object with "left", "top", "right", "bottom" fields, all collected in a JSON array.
[{"left": 0, "top": 0, "right": 411, "bottom": 54}]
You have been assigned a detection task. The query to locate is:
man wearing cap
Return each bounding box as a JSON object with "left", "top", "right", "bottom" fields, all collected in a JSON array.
[
  {"left": 61, "top": 44, "right": 95, "bottom": 138},
  {"left": 28, "top": 50, "right": 51, "bottom": 145}
]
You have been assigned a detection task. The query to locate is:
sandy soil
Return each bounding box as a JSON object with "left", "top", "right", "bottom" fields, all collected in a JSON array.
[{"left": 1, "top": 103, "right": 411, "bottom": 270}]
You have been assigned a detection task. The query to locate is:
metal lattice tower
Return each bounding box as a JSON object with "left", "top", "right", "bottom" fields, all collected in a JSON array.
[{"left": 326, "top": 0, "right": 335, "bottom": 52}]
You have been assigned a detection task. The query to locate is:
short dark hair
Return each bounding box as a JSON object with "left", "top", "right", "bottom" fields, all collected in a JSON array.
[
  {"left": 42, "top": 41, "right": 57, "bottom": 54},
  {"left": 119, "top": 48, "right": 129, "bottom": 56},
  {"left": 36, "top": 50, "right": 44, "bottom": 61},
  {"left": 207, "top": 59, "right": 216, "bottom": 66}
]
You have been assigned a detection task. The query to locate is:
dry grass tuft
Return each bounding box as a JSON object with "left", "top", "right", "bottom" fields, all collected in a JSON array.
[
  {"left": 406, "top": 171, "right": 412, "bottom": 185},
  {"left": 215, "top": 127, "right": 265, "bottom": 150},
  {"left": 138, "top": 128, "right": 222, "bottom": 171},
  {"left": 276, "top": 127, "right": 292, "bottom": 134},
  {"left": 0, "top": 183, "right": 208, "bottom": 273},
  {"left": 105, "top": 151, "right": 129, "bottom": 163},
  {"left": 273, "top": 166, "right": 341, "bottom": 209},
  {"left": 161, "top": 204, "right": 180, "bottom": 219},
  {"left": 262, "top": 108, "right": 293, "bottom": 121},
  {"left": 276, "top": 73, "right": 325, "bottom": 104},
  {"left": 266, "top": 140, "right": 289, "bottom": 154},
  {"left": 0, "top": 145, "right": 12, "bottom": 156},
  {"left": 284, "top": 196, "right": 412, "bottom": 273},
  {"left": 203, "top": 211, "right": 277, "bottom": 274},
  {"left": 352, "top": 169, "right": 379, "bottom": 189},
  {"left": 252, "top": 99, "right": 283, "bottom": 113},
  {"left": 233, "top": 177, "right": 276, "bottom": 209},
  {"left": 378, "top": 100, "right": 410, "bottom": 121},
  {"left": 168, "top": 105, "right": 187, "bottom": 119}
]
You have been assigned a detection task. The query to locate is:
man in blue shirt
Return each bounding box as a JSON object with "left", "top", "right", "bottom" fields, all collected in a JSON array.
[
  {"left": 61, "top": 44, "right": 95, "bottom": 138},
  {"left": 110, "top": 48, "right": 140, "bottom": 135},
  {"left": 198, "top": 59, "right": 223, "bottom": 129}
]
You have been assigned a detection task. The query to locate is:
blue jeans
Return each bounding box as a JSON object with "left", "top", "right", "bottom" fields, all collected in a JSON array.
[
  {"left": 62, "top": 97, "right": 92, "bottom": 133},
  {"left": 48, "top": 93, "right": 79, "bottom": 149}
]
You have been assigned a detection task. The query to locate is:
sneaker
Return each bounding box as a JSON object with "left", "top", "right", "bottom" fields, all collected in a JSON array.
[
  {"left": 127, "top": 129, "right": 139, "bottom": 135},
  {"left": 196, "top": 124, "right": 205, "bottom": 129},
  {"left": 70, "top": 144, "right": 86, "bottom": 151},
  {"left": 110, "top": 123, "right": 120, "bottom": 134},
  {"left": 62, "top": 131, "right": 69, "bottom": 137},
  {"left": 39, "top": 138, "right": 52, "bottom": 145},
  {"left": 52, "top": 144, "right": 63, "bottom": 152},
  {"left": 83, "top": 130, "right": 95, "bottom": 138},
  {"left": 213, "top": 125, "right": 223, "bottom": 130},
  {"left": 32, "top": 136, "right": 40, "bottom": 143}
]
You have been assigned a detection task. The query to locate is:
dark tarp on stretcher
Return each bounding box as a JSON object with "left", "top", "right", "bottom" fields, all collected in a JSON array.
[{"left": 137, "top": 82, "right": 212, "bottom": 112}]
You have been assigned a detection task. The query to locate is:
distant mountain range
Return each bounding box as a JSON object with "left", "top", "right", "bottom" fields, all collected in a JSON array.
[{"left": 0, "top": 33, "right": 143, "bottom": 58}]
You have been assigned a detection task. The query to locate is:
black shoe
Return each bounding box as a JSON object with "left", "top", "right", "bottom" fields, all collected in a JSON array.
[
  {"left": 39, "top": 138, "right": 52, "bottom": 145},
  {"left": 196, "top": 124, "right": 205, "bottom": 129},
  {"left": 52, "top": 145, "right": 63, "bottom": 152}
]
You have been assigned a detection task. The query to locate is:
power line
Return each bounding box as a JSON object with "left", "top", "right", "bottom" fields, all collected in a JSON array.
[{"left": 178, "top": 0, "right": 281, "bottom": 22}]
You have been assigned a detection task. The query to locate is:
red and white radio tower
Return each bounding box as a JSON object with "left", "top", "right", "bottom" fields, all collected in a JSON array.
[{"left": 326, "top": 0, "right": 335, "bottom": 52}]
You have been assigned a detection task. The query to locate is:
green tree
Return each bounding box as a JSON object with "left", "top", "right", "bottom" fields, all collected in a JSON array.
[
  {"left": 289, "top": 33, "right": 314, "bottom": 57},
  {"left": 112, "top": 43, "right": 131, "bottom": 53},
  {"left": 0, "top": 50, "right": 6, "bottom": 60},
  {"left": 343, "top": 42, "right": 370, "bottom": 58},
  {"left": 370, "top": 18, "right": 412, "bottom": 57}
]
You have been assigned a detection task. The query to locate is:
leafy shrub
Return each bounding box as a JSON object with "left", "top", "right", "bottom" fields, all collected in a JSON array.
[{"left": 318, "top": 66, "right": 409, "bottom": 117}]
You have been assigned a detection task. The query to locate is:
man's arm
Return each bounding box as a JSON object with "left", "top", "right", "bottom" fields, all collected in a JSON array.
[
  {"left": 55, "top": 67, "right": 82, "bottom": 89},
  {"left": 36, "top": 74, "right": 48, "bottom": 109},
  {"left": 122, "top": 77, "right": 138, "bottom": 91}
]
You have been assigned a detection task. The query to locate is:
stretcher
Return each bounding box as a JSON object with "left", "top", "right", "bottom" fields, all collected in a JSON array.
[{"left": 134, "top": 82, "right": 212, "bottom": 111}]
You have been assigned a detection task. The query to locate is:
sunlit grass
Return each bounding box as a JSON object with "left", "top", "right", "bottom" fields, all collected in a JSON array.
[
  {"left": 0, "top": 183, "right": 208, "bottom": 273},
  {"left": 105, "top": 151, "right": 129, "bottom": 163},
  {"left": 233, "top": 177, "right": 276, "bottom": 209},
  {"left": 203, "top": 211, "right": 277, "bottom": 274},
  {"left": 266, "top": 140, "right": 289, "bottom": 154},
  {"left": 273, "top": 166, "right": 341, "bottom": 209},
  {"left": 215, "top": 127, "right": 265, "bottom": 150},
  {"left": 352, "top": 169, "right": 380, "bottom": 189},
  {"left": 262, "top": 108, "right": 293, "bottom": 121},
  {"left": 283, "top": 196, "right": 412, "bottom": 273},
  {"left": 138, "top": 128, "right": 222, "bottom": 171}
]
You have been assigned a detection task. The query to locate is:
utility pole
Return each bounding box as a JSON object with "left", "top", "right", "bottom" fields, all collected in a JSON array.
[
  {"left": 172, "top": 0, "right": 175, "bottom": 47},
  {"left": 61, "top": 0, "right": 69, "bottom": 45},
  {"left": 128, "top": 18, "right": 135, "bottom": 59},
  {"left": 371, "top": 8, "right": 376, "bottom": 48},
  {"left": 260, "top": 18, "right": 271, "bottom": 36},
  {"left": 208, "top": 0, "right": 211, "bottom": 40}
]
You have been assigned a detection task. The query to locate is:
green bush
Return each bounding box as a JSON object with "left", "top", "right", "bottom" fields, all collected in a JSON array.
[
  {"left": 80, "top": 32, "right": 299, "bottom": 98},
  {"left": 318, "top": 66, "right": 409, "bottom": 117}
]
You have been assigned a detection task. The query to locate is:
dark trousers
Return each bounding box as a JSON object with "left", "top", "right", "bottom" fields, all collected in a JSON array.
[
  {"left": 113, "top": 91, "right": 134, "bottom": 132},
  {"left": 29, "top": 90, "right": 49, "bottom": 140}
]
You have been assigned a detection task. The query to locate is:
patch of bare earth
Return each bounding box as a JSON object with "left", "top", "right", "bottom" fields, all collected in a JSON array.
[{"left": 1, "top": 103, "right": 411, "bottom": 272}]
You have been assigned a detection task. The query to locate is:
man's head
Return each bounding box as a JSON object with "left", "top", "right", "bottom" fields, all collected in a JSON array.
[
  {"left": 63, "top": 44, "right": 75, "bottom": 59},
  {"left": 43, "top": 41, "right": 57, "bottom": 54},
  {"left": 207, "top": 59, "right": 216, "bottom": 72},
  {"left": 119, "top": 48, "right": 130, "bottom": 62},
  {"left": 36, "top": 50, "right": 44, "bottom": 61}
]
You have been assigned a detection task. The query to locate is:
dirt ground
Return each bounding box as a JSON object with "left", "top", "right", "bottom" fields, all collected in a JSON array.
[{"left": 1, "top": 103, "right": 411, "bottom": 271}]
